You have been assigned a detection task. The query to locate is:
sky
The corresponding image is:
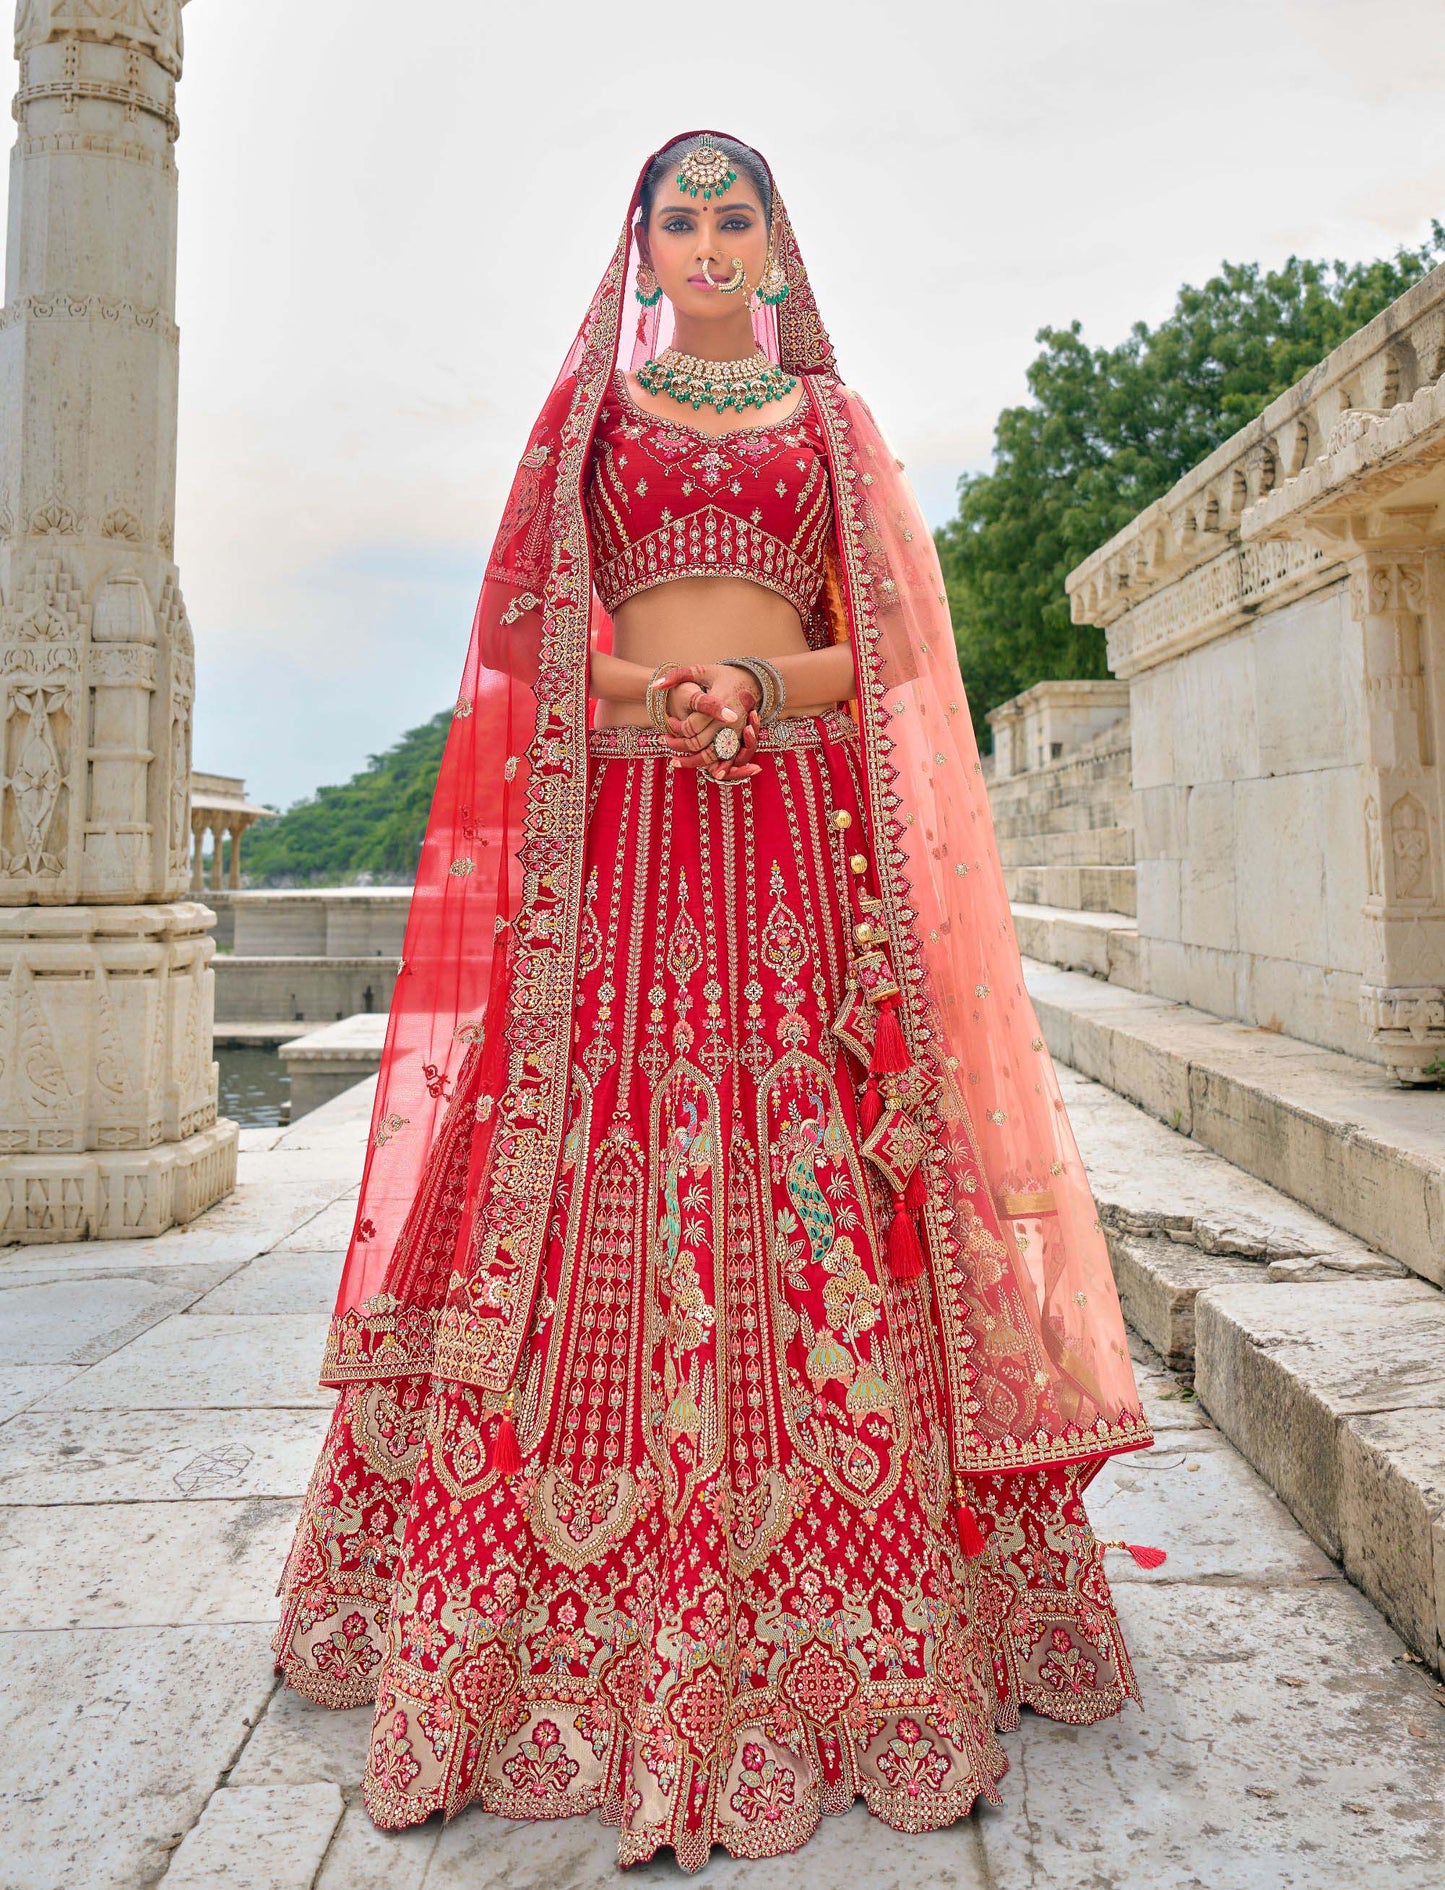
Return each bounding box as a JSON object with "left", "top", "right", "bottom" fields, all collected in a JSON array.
[{"left": 5, "top": 0, "right": 1444, "bottom": 810}]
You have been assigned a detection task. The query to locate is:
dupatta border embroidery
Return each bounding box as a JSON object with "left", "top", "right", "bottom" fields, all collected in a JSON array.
[
  {"left": 426, "top": 228, "right": 632, "bottom": 1398},
  {"left": 808, "top": 379, "right": 1152, "bottom": 1480}
]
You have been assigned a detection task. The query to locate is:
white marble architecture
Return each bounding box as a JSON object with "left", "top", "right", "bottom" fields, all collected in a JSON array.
[
  {"left": 985, "top": 677, "right": 1129, "bottom": 780},
  {"left": 1068, "top": 268, "right": 1445, "bottom": 1083},
  {"left": 0, "top": 0, "right": 236, "bottom": 1237},
  {"left": 189, "top": 771, "right": 274, "bottom": 893}
]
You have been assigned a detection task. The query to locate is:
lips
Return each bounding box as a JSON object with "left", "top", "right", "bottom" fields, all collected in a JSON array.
[{"left": 688, "top": 275, "right": 719, "bottom": 291}]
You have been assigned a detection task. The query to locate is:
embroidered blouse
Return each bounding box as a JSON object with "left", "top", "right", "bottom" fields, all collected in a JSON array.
[{"left": 584, "top": 372, "right": 836, "bottom": 648}]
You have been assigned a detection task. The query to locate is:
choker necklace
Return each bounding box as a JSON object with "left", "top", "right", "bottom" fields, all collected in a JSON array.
[{"left": 634, "top": 347, "right": 798, "bottom": 415}]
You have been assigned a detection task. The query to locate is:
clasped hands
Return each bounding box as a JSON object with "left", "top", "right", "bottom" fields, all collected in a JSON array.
[{"left": 656, "top": 661, "right": 765, "bottom": 781}]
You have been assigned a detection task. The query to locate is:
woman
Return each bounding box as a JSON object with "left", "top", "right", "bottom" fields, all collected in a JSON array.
[{"left": 273, "top": 132, "right": 1160, "bottom": 1871}]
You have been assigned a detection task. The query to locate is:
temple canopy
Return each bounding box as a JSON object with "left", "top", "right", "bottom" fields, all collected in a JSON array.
[{"left": 190, "top": 771, "right": 276, "bottom": 892}]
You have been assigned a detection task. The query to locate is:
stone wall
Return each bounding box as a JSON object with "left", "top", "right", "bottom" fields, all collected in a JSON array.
[
  {"left": 986, "top": 678, "right": 1129, "bottom": 780},
  {"left": 1067, "top": 266, "right": 1445, "bottom": 1082},
  {"left": 226, "top": 888, "right": 409, "bottom": 960},
  {"left": 1128, "top": 578, "right": 1368, "bottom": 1048}
]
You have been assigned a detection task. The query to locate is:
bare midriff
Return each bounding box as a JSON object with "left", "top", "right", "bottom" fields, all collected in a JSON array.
[{"left": 595, "top": 575, "right": 838, "bottom": 727}]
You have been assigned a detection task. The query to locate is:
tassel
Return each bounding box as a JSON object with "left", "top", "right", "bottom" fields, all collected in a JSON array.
[
  {"left": 904, "top": 1158, "right": 927, "bottom": 1213},
  {"left": 1123, "top": 1541, "right": 1167, "bottom": 1569},
  {"left": 860, "top": 1072, "right": 883, "bottom": 1134},
  {"left": 491, "top": 1394, "right": 521, "bottom": 1479},
  {"left": 869, "top": 996, "right": 912, "bottom": 1075},
  {"left": 954, "top": 1490, "right": 988, "bottom": 1559},
  {"left": 1101, "top": 1537, "right": 1167, "bottom": 1569},
  {"left": 887, "top": 1194, "right": 924, "bottom": 1280}
]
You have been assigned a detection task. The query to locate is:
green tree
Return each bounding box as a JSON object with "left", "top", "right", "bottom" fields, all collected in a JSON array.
[
  {"left": 241, "top": 710, "right": 452, "bottom": 886},
  {"left": 937, "top": 224, "right": 1445, "bottom": 743}
]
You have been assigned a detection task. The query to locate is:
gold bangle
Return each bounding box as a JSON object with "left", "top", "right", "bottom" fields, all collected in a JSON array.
[{"left": 646, "top": 661, "right": 687, "bottom": 733}]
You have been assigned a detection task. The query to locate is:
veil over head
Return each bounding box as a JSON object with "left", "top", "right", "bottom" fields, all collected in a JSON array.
[{"left": 320, "top": 132, "right": 1151, "bottom": 1491}]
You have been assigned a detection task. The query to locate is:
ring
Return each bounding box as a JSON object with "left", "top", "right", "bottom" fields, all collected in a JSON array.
[{"left": 711, "top": 725, "right": 742, "bottom": 761}]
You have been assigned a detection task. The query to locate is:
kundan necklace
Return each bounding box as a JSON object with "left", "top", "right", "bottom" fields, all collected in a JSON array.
[{"left": 634, "top": 347, "right": 798, "bottom": 415}]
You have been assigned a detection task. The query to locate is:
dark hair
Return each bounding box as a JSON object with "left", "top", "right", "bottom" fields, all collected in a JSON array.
[{"left": 639, "top": 135, "right": 773, "bottom": 229}]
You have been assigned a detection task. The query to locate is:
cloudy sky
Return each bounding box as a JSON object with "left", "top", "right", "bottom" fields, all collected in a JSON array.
[{"left": 7, "top": 0, "right": 1444, "bottom": 809}]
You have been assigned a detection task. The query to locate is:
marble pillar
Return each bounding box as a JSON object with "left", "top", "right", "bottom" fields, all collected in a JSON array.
[{"left": 0, "top": 0, "right": 236, "bottom": 1237}]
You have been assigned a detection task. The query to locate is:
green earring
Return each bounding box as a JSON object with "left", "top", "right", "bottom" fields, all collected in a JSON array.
[
  {"left": 634, "top": 262, "right": 662, "bottom": 307},
  {"left": 756, "top": 251, "right": 789, "bottom": 308}
]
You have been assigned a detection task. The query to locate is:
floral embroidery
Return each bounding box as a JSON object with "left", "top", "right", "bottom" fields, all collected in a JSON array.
[
  {"left": 369, "top": 1711, "right": 421, "bottom": 1794},
  {"left": 501, "top": 1718, "right": 580, "bottom": 1798},
  {"left": 312, "top": 1611, "right": 382, "bottom": 1685},
  {"left": 729, "top": 1741, "right": 797, "bottom": 1825},
  {"left": 876, "top": 1717, "right": 951, "bottom": 1798}
]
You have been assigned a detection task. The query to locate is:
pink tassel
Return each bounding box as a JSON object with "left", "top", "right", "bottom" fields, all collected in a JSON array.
[
  {"left": 1101, "top": 1537, "right": 1167, "bottom": 1569},
  {"left": 869, "top": 996, "right": 912, "bottom": 1074},
  {"left": 887, "top": 1195, "right": 924, "bottom": 1280},
  {"left": 955, "top": 1492, "right": 988, "bottom": 1559},
  {"left": 859, "top": 1073, "right": 882, "bottom": 1135},
  {"left": 491, "top": 1398, "right": 521, "bottom": 1479},
  {"left": 1123, "top": 1542, "right": 1167, "bottom": 1569}
]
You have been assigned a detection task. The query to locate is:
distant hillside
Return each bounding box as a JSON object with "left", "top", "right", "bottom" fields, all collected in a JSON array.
[{"left": 241, "top": 710, "right": 450, "bottom": 886}]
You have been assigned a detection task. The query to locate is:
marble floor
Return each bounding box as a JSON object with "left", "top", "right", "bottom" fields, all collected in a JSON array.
[{"left": 1, "top": 1076, "right": 1441, "bottom": 1890}]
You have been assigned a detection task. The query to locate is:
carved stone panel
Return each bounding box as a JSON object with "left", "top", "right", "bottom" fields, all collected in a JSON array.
[{"left": 13, "top": 1, "right": 185, "bottom": 77}]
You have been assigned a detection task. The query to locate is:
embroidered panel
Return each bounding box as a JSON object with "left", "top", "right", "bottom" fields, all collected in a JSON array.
[{"left": 274, "top": 729, "right": 1143, "bottom": 1866}]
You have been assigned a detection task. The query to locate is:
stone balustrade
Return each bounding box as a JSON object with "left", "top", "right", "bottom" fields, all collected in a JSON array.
[{"left": 1066, "top": 264, "right": 1445, "bottom": 1083}]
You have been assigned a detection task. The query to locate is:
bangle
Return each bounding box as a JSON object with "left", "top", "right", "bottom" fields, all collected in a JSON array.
[
  {"left": 754, "top": 656, "right": 786, "bottom": 723},
  {"left": 646, "top": 661, "right": 690, "bottom": 733},
  {"left": 719, "top": 655, "right": 785, "bottom": 725}
]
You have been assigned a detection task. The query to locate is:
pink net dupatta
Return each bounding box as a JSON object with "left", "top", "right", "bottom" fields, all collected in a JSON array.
[
  {"left": 813, "top": 381, "right": 1151, "bottom": 1485},
  {"left": 317, "top": 131, "right": 1152, "bottom": 1504}
]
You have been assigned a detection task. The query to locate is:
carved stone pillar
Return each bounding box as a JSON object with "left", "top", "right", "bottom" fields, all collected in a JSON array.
[
  {"left": 1348, "top": 543, "right": 1445, "bottom": 1083},
  {"left": 0, "top": 0, "right": 236, "bottom": 1238}
]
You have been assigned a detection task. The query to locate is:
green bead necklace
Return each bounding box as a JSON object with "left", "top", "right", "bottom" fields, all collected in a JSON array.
[{"left": 634, "top": 347, "right": 798, "bottom": 416}]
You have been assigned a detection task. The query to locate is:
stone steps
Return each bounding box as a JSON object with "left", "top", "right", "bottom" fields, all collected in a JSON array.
[
  {"left": 997, "top": 825, "right": 1134, "bottom": 869},
  {"left": 1026, "top": 958, "right": 1445, "bottom": 1287},
  {"left": 1011, "top": 904, "right": 1140, "bottom": 987},
  {"left": 1058, "top": 1062, "right": 1444, "bottom": 1675},
  {"left": 1004, "top": 863, "right": 1137, "bottom": 915},
  {"left": 990, "top": 795, "right": 1134, "bottom": 839}
]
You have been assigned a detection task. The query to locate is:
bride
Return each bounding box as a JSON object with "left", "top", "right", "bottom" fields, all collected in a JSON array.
[{"left": 272, "top": 131, "right": 1159, "bottom": 1871}]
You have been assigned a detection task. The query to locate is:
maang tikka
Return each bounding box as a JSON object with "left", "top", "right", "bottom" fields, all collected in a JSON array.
[{"left": 675, "top": 141, "right": 737, "bottom": 201}]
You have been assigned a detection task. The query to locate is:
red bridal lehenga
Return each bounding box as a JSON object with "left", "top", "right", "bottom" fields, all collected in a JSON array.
[{"left": 272, "top": 133, "right": 1158, "bottom": 1870}]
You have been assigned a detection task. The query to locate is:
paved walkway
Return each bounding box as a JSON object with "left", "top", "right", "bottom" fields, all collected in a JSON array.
[{"left": 1, "top": 1077, "right": 1441, "bottom": 1890}]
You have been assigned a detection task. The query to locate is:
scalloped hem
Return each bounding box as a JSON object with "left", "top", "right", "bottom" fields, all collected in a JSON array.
[
  {"left": 359, "top": 1747, "right": 1012, "bottom": 1873},
  {"left": 344, "top": 1686, "right": 1138, "bottom": 1874}
]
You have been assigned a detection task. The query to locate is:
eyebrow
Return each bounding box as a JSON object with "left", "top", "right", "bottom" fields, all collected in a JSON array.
[{"left": 657, "top": 201, "right": 758, "bottom": 216}]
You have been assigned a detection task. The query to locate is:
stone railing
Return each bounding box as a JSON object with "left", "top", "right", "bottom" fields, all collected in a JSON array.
[{"left": 1066, "top": 264, "right": 1445, "bottom": 677}]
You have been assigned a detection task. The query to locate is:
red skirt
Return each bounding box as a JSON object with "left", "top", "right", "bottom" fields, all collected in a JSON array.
[{"left": 274, "top": 708, "right": 1139, "bottom": 1870}]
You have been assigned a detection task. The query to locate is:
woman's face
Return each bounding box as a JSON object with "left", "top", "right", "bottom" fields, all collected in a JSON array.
[{"left": 642, "top": 170, "right": 769, "bottom": 318}]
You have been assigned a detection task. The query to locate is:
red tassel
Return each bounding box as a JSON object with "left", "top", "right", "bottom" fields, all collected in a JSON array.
[
  {"left": 954, "top": 1492, "right": 988, "bottom": 1559},
  {"left": 869, "top": 997, "right": 912, "bottom": 1074},
  {"left": 887, "top": 1195, "right": 924, "bottom": 1280},
  {"left": 904, "top": 1159, "right": 927, "bottom": 1213},
  {"left": 1124, "top": 1542, "right": 1167, "bottom": 1569},
  {"left": 491, "top": 1397, "right": 521, "bottom": 1479},
  {"left": 859, "top": 1073, "right": 882, "bottom": 1135}
]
